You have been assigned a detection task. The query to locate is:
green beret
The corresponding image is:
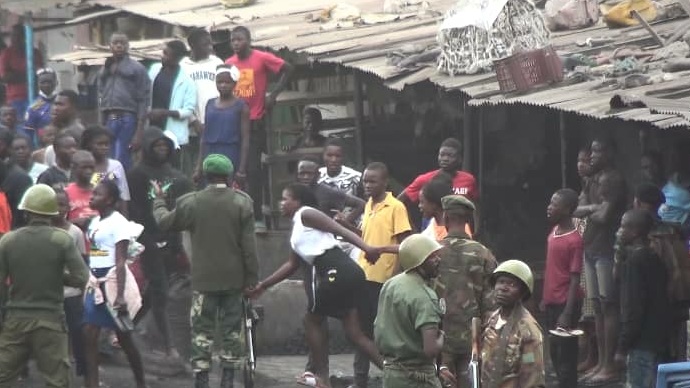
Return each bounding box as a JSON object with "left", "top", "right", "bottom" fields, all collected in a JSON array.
[
  {"left": 203, "top": 154, "right": 234, "bottom": 176},
  {"left": 442, "top": 194, "right": 475, "bottom": 213}
]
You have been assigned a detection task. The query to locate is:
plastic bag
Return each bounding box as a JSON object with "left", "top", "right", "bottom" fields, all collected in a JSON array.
[
  {"left": 545, "top": 0, "right": 599, "bottom": 30},
  {"left": 440, "top": 0, "right": 511, "bottom": 31},
  {"left": 602, "top": 0, "right": 657, "bottom": 27},
  {"left": 126, "top": 221, "right": 145, "bottom": 262}
]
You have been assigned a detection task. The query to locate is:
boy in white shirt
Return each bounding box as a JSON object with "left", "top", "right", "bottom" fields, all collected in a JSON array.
[{"left": 180, "top": 28, "right": 224, "bottom": 178}]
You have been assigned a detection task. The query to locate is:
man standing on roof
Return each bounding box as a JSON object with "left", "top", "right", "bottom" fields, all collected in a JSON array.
[
  {"left": 0, "top": 24, "right": 44, "bottom": 120},
  {"left": 225, "top": 25, "right": 294, "bottom": 233},
  {"left": 181, "top": 28, "right": 225, "bottom": 177},
  {"left": 398, "top": 138, "right": 479, "bottom": 233},
  {"left": 574, "top": 138, "right": 627, "bottom": 386},
  {"left": 98, "top": 32, "right": 151, "bottom": 170},
  {"left": 148, "top": 40, "right": 197, "bottom": 174}
]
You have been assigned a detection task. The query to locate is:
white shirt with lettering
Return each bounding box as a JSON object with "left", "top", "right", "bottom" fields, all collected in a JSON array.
[{"left": 181, "top": 55, "right": 224, "bottom": 124}]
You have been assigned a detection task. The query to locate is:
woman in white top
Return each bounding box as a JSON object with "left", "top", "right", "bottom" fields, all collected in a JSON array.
[
  {"left": 248, "top": 183, "right": 391, "bottom": 388},
  {"left": 82, "top": 180, "right": 145, "bottom": 388}
]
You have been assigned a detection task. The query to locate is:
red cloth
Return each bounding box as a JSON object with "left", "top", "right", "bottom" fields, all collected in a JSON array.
[
  {"left": 0, "top": 45, "right": 44, "bottom": 103},
  {"left": 543, "top": 227, "right": 584, "bottom": 305},
  {"left": 0, "top": 192, "right": 12, "bottom": 235},
  {"left": 225, "top": 49, "right": 285, "bottom": 120},
  {"left": 404, "top": 169, "right": 478, "bottom": 203},
  {"left": 65, "top": 183, "right": 98, "bottom": 222}
]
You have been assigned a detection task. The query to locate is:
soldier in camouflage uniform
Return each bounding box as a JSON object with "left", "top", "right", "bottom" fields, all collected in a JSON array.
[
  {"left": 153, "top": 154, "right": 258, "bottom": 388},
  {"left": 481, "top": 260, "right": 545, "bottom": 388},
  {"left": 434, "top": 195, "right": 497, "bottom": 388}
]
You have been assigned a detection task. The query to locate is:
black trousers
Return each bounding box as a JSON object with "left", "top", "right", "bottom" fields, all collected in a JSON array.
[
  {"left": 546, "top": 302, "right": 581, "bottom": 388},
  {"left": 353, "top": 281, "right": 383, "bottom": 386},
  {"left": 247, "top": 119, "right": 267, "bottom": 222},
  {"left": 64, "top": 295, "right": 86, "bottom": 376}
]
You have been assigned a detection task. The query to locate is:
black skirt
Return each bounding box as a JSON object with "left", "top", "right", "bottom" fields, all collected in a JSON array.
[{"left": 304, "top": 248, "right": 365, "bottom": 318}]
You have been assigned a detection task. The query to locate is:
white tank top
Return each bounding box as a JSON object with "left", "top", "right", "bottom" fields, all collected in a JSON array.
[{"left": 290, "top": 207, "right": 338, "bottom": 265}]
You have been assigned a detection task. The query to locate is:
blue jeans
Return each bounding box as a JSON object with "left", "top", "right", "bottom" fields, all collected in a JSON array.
[
  {"left": 626, "top": 349, "right": 657, "bottom": 388},
  {"left": 104, "top": 112, "right": 137, "bottom": 170}
]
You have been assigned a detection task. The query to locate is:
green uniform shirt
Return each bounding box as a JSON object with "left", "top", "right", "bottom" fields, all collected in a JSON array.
[
  {"left": 153, "top": 185, "right": 259, "bottom": 292},
  {"left": 0, "top": 222, "right": 89, "bottom": 320},
  {"left": 374, "top": 271, "right": 442, "bottom": 364}
]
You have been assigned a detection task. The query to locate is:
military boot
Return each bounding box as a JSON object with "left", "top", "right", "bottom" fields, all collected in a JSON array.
[
  {"left": 220, "top": 368, "right": 235, "bottom": 388},
  {"left": 195, "top": 371, "right": 210, "bottom": 388}
]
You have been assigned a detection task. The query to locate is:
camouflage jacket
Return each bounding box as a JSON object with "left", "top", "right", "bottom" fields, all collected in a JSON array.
[
  {"left": 480, "top": 306, "right": 545, "bottom": 388},
  {"left": 433, "top": 231, "right": 497, "bottom": 354}
]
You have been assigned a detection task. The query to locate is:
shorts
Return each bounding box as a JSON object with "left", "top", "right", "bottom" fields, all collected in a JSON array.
[
  {"left": 579, "top": 270, "right": 595, "bottom": 320},
  {"left": 584, "top": 253, "right": 615, "bottom": 302},
  {"left": 305, "top": 247, "right": 366, "bottom": 318}
]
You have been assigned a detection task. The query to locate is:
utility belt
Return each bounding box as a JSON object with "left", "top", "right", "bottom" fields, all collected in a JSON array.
[{"left": 383, "top": 359, "right": 437, "bottom": 372}]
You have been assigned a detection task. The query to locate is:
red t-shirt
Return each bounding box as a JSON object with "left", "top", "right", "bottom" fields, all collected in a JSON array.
[
  {"left": 225, "top": 49, "right": 285, "bottom": 120},
  {"left": 542, "top": 226, "right": 584, "bottom": 305},
  {"left": 0, "top": 45, "right": 44, "bottom": 103},
  {"left": 404, "top": 169, "right": 478, "bottom": 203},
  {"left": 65, "top": 183, "right": 98, "bottom": 222}
]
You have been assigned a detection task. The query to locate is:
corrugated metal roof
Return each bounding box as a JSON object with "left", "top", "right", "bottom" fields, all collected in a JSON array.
[
  {"left": 0, "top": 0, "right": 85, "bottom": 14},
  {"left": 67, "top": 0, "right": 690, "bottom": 129},
  {"left": 50, "top": 38, "right": 167, "bottom": 65}
]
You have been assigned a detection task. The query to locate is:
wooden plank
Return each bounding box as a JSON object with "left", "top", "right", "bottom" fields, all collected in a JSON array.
[{"left": 275, "top": 90, "right": 354, "bottom": 105}]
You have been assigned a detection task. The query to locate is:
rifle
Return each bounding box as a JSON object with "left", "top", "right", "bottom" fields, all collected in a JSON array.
[{"left": 468, "top": 317, "right": 481, "bottom": 388}]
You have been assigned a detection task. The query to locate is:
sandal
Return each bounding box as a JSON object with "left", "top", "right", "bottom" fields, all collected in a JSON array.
[{"left": 297, "top": 371, "right": 328, "bottom": 387}]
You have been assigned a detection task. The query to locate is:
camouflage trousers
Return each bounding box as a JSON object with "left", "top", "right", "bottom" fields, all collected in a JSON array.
[
  {"left": 190, "top": 290, "right": 244, "bottom": 372},
  {"left": 382, "top": 362, "right": 442, "bottom": 388},
  {"left": 0, "top": 317, "right": 70, "bottom": 388}
]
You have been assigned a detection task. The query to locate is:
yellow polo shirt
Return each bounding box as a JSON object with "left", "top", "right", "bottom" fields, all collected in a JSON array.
[{"left": 358, "top": 192, "right": 412, "bottom": 283}]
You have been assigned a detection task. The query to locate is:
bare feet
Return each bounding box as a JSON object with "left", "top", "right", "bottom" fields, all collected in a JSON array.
[{"left": 585, "top": 368, "right": 620, "bottom": 386}]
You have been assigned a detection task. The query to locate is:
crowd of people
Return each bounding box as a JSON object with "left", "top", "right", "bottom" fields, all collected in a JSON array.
[{"left": 0, "top": 20, "right": 689, "bottom": 388}]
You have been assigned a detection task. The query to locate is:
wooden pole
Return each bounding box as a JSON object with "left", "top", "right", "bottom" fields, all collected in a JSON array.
[
  {"left": 24, "top": 13, "right": 35, "bottom": 105},
  {"left": 353, "top": 70, "right": 365, "bottom": 168},
  {"left": 560, "top": 112, "right": 567, "bottom": 188},
  {"left": 463, "top": 100, "right": 473, "bottom": 173},
  {"left": 478, "top": 106, "right": 485, "bottom": 219}
]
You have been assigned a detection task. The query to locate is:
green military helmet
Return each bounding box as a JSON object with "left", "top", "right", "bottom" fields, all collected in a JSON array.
[
  {"left": 18, "top": 184, "right": 59, "bottom": 216},
  {"left": 399, "top": 234, "right": 443, "bottom": 272},
  {"left": 491, "top": 260, "right": 534, "bottom": 300}
]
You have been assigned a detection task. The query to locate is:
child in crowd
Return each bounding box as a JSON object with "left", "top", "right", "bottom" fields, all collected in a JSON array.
[
  {"left": 31, "top": 126, "right": 55, "bottom": 165},
  {"left": 615, "top": 209, "right": 672, "bottom": 388},
  {"left": 543, "top": 188, "right": 584, "bottom": 388},
  {"left": 65, "top": 150, "right": 98, "bottom": 229},
  {"left": 194, "top": 64, "right": 249, "bottom": 188},
  {"left": 0, "top": 105, "right": 19, "bottom": 132},
  {"left": 81, "top": 125, "right": 130, "bottom": 214},
  {"left": 54, "top": 188, "right": 89, "bottom": 378}
]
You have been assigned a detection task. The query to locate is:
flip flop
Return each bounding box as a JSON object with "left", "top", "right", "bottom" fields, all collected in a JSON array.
[
  {"left": 297, "top": 372, "right": 320, "bottom": 387},
  {"left": 549, "top": 327, "right": 584, "bottom": 337}
]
